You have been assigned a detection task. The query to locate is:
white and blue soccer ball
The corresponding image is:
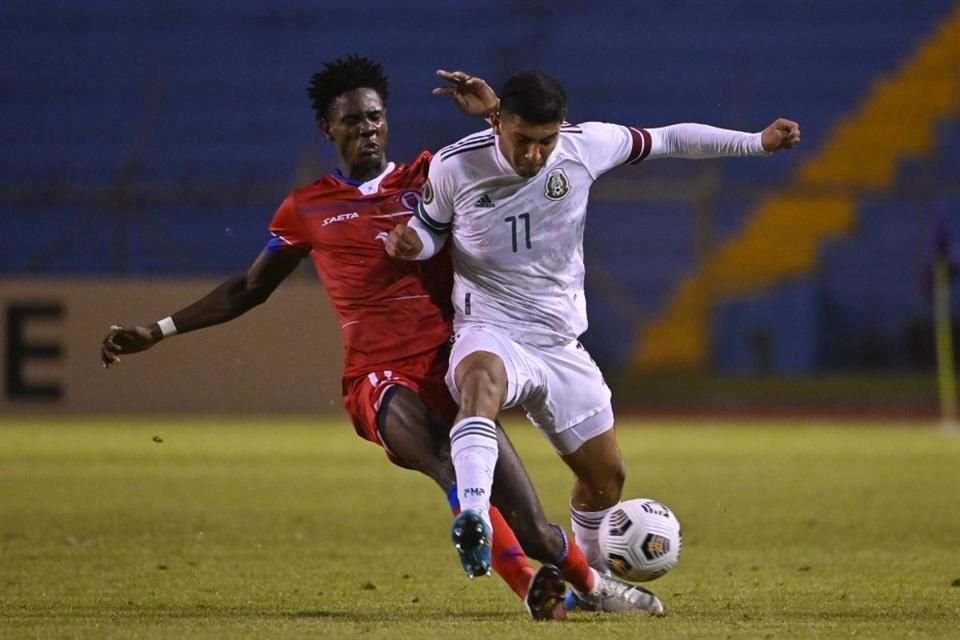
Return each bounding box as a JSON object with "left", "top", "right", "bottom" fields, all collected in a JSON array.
[{"left": 598, "top": 498, "right": 682, "bottom": 582}]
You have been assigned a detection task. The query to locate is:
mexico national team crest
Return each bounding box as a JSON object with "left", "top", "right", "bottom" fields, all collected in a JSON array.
[{"left": 544, "top": 168, "right": 571, "bottom": 200}]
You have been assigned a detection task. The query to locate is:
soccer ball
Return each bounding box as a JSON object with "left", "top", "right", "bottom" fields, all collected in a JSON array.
[{"left": 598, "top": 498, "right": 682, "bottom": 582}]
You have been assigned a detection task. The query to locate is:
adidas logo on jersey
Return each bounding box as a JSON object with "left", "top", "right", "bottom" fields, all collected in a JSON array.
[{"left": 474, "top": 193, "right": 495, "bottom": 208}]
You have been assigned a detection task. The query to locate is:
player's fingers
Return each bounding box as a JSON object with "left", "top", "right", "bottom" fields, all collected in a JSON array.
[
  {"left": 437, "top": 69, "right": 471, "bottom": 84},
  {"left": 103, "top": 329, "right": 124, "bottom": 350},
  {"left": 101, "top": 349, "right": 119, "bottom": 367},
  {"left": 432, "top": 87, "right": 457, "bottom": 96},
  {"left": 395, "top": 232, "right": 416, "bottom": 251},
  {"left": 386, "top": 227, "right": 406, "bottom": 251},
  {"left": 436, "top": 69, "right": 464, "bottom": 82}
]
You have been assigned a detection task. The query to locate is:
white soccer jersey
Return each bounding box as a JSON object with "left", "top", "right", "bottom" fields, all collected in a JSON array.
[{"left": 416, "top": 121, "right": 653, "bottom": 346}]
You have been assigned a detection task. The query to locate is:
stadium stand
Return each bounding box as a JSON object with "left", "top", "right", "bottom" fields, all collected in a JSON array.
[{"left": 2, "top": 0, "right": 957, "bottom": 373}]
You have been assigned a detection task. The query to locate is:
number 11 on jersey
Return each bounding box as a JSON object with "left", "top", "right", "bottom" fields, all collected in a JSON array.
[{"left": 504, "top": 213, "right": 532, "bottom": 252}]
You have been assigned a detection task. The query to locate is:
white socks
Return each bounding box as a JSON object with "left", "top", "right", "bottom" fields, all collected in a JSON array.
[
  {"left": 450, "top": 417, "right": 499, "bottom": 530},
  {"left": 571, "top": 502, "right": 621, "bottom": 572}
]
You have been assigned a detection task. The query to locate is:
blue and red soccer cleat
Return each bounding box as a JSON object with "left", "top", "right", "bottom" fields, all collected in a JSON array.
[{"left": 450, "top": 509, "right": 492, "bottom": 578}]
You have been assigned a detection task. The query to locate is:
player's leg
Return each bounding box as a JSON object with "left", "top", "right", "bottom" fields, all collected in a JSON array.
[
  {"left": 379, "top": 383, "right": 566, "bottom": 619},
  {"left": 375, "top": 384, "right": 532, "bottom": 592},
  {"left": 447, "top": 328, "right": 599, "bottom": 597},
  {"left": 546, "top": 412, "right": 663, "bottom": 615},
  {"left": 491, "top": 425, "right": 598, "bottom": 600},
  {"left": 524, "top": 342, "right": 664, "bottom": 615},
  {"left": 444, "top": 327, "right": 517, "bottom": 567},
  {"left": 558, "top": 416, "right": 626, "bottom": 572},
  {"left": 449, "top": 348, "right": 506, "bottom": 531}
]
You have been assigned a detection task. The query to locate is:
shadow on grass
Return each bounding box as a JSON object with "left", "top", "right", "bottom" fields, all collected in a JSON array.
[
  {"left": 284, "top": 610, "right": 520, "bottom": 623},
  {"left": 0, "top": 607, "right": 523, "bottom": 624}
]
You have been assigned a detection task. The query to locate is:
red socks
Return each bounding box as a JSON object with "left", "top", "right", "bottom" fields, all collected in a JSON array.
[
  {"left": 488, "top": 506, "right": 536, "bottom": 599},
  {"left": 555, "top": 534, "right": 596, "bottom": 593}
]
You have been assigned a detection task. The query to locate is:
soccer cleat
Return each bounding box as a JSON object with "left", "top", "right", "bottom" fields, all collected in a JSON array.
[
  {"left": 565, "top": 572, "right": 665, "bottom": 615},
  {"left": 524, "top": 564, "right": 568, "bottom": 621},
  {"left": 450, "top": 510, "right": 492, "bottom": 578}
]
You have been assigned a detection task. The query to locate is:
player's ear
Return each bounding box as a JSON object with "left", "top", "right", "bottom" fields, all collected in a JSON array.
[
  {"left": 490, "top": 112, "right": 502, "bottom": 135},
  {"left": 320, "top": 119, "right": 333, "bottom": 142}
]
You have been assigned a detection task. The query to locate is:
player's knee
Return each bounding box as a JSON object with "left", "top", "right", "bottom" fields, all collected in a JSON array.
[{"left": 456, "top": 366, "right": 506, "bottom": 415}]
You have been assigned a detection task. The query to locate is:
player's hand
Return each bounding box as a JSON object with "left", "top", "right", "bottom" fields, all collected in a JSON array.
[
  {"left": 761, "top": 118, "right": 801, "bottom": 152},
  {"left": 385, "top": 223, "right": 424, "bottom": 260},
  {"left": 433, "top": 69, "right": 499, "bottom": 118},
  {"left": 101, "top": 324, "right": 158, "bottom": 368}
]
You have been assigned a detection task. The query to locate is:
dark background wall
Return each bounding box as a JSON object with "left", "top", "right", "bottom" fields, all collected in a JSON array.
[{"left": 3, "top": 1, "right": 959, "bottom": 390}]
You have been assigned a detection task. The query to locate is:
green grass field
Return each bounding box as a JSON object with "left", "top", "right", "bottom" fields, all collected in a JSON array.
[{"left": 2, "top": 417, "right": 959, "bottom": 639}]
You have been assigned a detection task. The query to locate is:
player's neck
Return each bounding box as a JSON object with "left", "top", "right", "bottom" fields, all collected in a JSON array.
[{"left": 341, "top": 160, "right": 388, "bottom": 183}]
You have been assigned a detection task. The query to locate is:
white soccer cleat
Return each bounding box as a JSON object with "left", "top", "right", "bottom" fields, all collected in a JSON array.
[{"left": 568, "top": 571, "right": 665, "bottom": 615}]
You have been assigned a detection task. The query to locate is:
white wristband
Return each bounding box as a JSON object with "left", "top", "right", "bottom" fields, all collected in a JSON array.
[{"left": 157, "top": 316, "right": 178, "bottom": 338}]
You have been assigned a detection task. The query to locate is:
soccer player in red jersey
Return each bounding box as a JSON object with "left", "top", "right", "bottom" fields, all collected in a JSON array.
[{"left": 100, "top": 55, "right": 599, "bottom": 620}]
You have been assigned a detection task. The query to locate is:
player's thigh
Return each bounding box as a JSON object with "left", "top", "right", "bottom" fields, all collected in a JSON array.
[
  {"left": 377, "top": 385, "right": 455, "bottom": 486},
  {"left": 343, "top": 370, "right": 452, "bottom": 480},
  {"left": 526, "top": 341, "right": 614, "bottom": 453},
  {"left": 446, "top": 324, "right": 541, "bottom": 410}
]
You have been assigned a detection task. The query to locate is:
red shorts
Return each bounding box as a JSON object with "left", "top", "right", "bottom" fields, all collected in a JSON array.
[{"left": 341, "top": 347, "right": 458, "bottom": 461}]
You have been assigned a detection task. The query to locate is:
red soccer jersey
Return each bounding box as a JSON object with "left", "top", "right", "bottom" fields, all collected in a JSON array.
[{"left": 268, "top": 151, "right": 453, "bottom": 378}]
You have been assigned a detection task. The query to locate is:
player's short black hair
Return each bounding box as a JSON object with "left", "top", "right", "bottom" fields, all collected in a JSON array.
[
  {"left": 499, "top": 69, "right": 567, "bottom": 125},
  {"left": 307, "top": 54, "right": 390, "bottom": 122}
]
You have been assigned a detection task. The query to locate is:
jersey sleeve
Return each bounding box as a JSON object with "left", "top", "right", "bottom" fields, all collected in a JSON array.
[
  {"left": 412, "top": 153, "right": 455, "bottom": 235},
  {"left": 266, "top": 195, "right": 312, "bottom": 257},
  {"left": 646, "top": 123, "right": 766, "bottom": 159},
  {"left": 576, "top": 121, "right": 653, "bottom": 178}
]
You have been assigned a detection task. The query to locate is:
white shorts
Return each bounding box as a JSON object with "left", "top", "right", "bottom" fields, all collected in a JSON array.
[{"left": 445, "top": 324, "right": 614, "bottom": 455}]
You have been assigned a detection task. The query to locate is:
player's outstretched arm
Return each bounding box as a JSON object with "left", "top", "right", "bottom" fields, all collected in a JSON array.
[
  {"left": 432, "top": 69, "right": 499, "bottom": 118},
  {"left": 100, "top": 249, "right": 302, "bottom": 367},
  {"left": 760, "top": 118, "right": 801, "bottom": 152},
  {"left": 642, "top": 118, "right": 801, "bottom": 160}
]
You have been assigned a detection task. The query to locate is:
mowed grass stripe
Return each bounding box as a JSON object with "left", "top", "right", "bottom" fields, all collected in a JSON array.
[{"left": 1, "top": 418, "right": 958, "bottom": 639}]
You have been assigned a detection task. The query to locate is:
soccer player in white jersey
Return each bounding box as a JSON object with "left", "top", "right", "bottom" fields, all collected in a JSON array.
[{"left": 387, "top": 69, "right": 800, "bottom": 612}]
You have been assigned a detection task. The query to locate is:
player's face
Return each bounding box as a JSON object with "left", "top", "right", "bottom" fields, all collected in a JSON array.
[
  {"left": 493, "top": 111, "right": 561, "bottom": 178},
  {"left": 323, "top": 88, "right": 389, "bottom": 181}
]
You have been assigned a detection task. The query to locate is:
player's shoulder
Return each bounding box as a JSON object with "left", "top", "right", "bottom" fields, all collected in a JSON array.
[
  {"left": 559, "top": 121, "right": 632, "bottom": 156},
  {"left": 395, "top": 150, "right": 434, "bottom": 172},
  {"left": 563, "top": 121, "right": 628, "bottom": 142},
  {"left": 289, "top": 173, "right": 346, "bottom": 199},
  {"left": 435, "top": 128, "right": 496, "bottom": 165},
  {"left": 385, "top": 151, "right": 434, "bottom": 187},
  {"left": 283, "top": 173, "right": 348, "bottom": 210}
]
